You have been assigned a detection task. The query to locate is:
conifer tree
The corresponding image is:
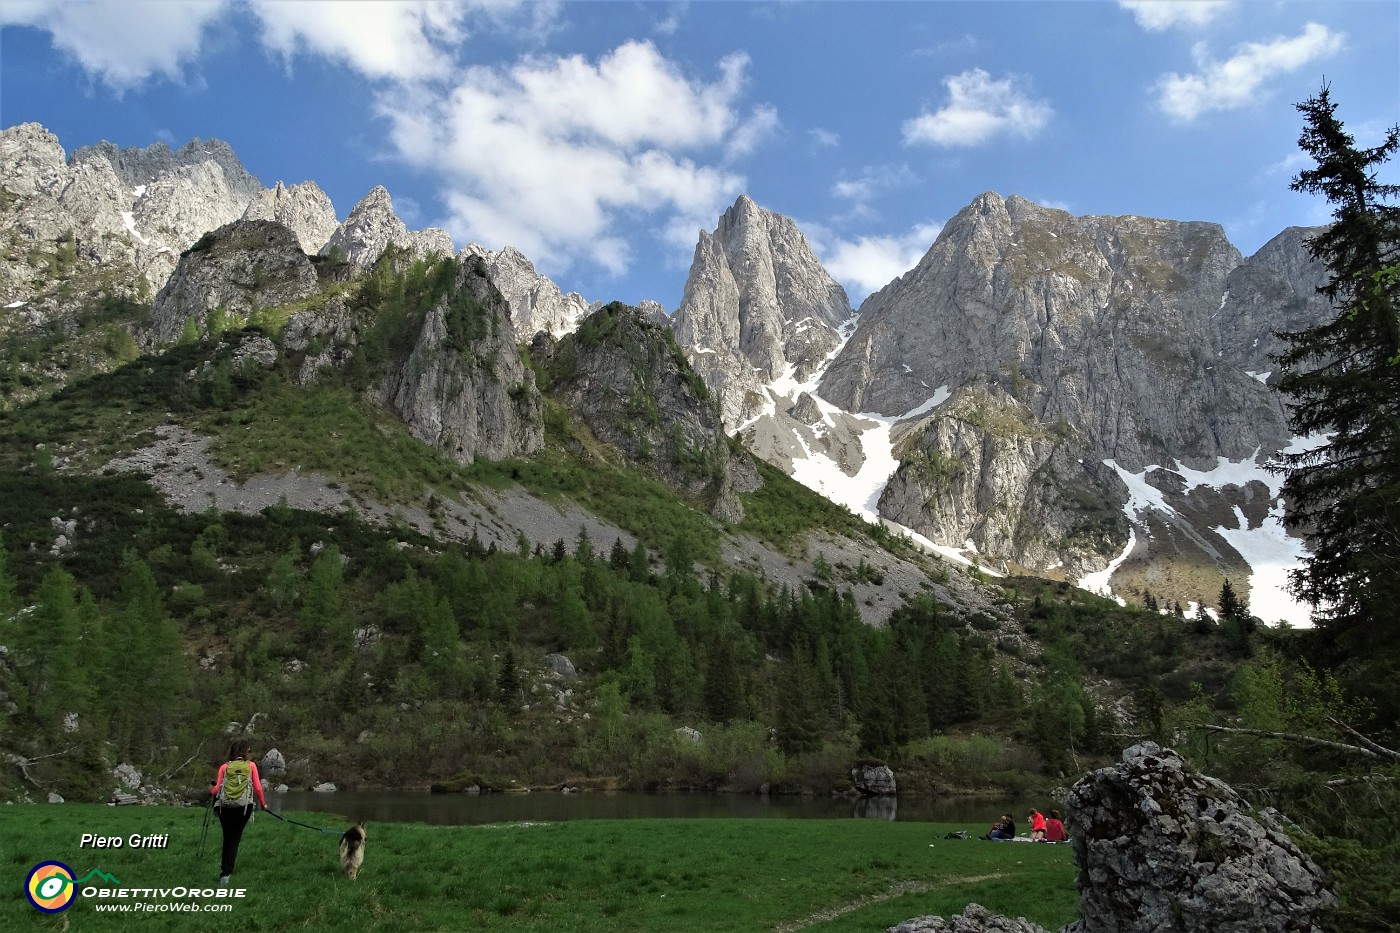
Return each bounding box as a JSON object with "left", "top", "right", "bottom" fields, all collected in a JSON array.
[
  {"left": 299, "top": 544, "right": 345, "bottom": 640},
  {"left": 19, "top": 568, "right": 83, "bottom": 730},
  {"left": 0, "top": 529, "right": 17, "bottom": 623},
  {"left": 109, "top": 554, "right": 185, "bottom": 756},
  {"left": 1274, "top": 86, "right": 1400, "bottom": 707},
  {"left": 497, "top": 645, "right": 521, "bottom": 711},
  {"left": 1218, "top": 578, "right": 1245, "bottom": 622}
]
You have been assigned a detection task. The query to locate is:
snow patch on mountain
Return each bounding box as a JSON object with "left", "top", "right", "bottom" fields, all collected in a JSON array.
[
  {"left": 1078, "top": 438, "right": 1327, "bottom": 626},
  {"left": 1080, "top": 528, "right": 1137, "bottom": 606},
  {"left": 743, "top": 318, "right": 985, "bottom": 568}
]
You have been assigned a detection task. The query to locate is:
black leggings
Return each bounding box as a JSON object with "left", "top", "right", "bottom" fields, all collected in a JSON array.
[{"left": 217, "top": 804, "right": 254, "bottom": 877}]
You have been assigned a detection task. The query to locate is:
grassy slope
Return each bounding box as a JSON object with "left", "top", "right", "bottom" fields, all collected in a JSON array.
[{"left": 2, "top": 805, "right": 1076, "bottom": 932}]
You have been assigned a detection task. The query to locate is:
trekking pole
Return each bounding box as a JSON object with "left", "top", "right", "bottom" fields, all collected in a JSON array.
[{"left": 197, "top": 794, "right": 214, "bottom": 861}]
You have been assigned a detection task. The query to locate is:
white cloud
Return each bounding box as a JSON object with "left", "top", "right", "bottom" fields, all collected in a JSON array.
[
  {"left": 1156, "top": 22, "right": 1345, "bottom": 122},
  {"left": 725, "top": 104, "right": 781, "bottom": 163},
  {"left": 1119, "top": 1, "right": 1233, "bottom": 31},
  {"left": 808, "top": 127, "right": 841, "bottom": 148},
  {"left": 1, "top": 0, "right": 229, "bottom": 90},
  {"left": 831, "top": 164, "right": 916, "bottom": 203},
  {"left": 813, "top": 222, "right": 943, "bottom": 302},
  {"left": 902, "top": 69, "right": 1052, "bottom": 147},
  {"left": 653, "top": 1, "right": 688, "bottom": 37},
  {"left": 379, "top": 40, "right": 765, "bottom": 276},
  {"left": 1, "top": 0, "right": 548, "bottom": 88},
  {"left": 249, "top": 0, "right": 469, "bottom": 81}
]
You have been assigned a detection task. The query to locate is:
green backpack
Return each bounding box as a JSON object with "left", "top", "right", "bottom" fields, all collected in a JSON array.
[{"left": 218, "top": 760, "right": 254, "bottom": 808}]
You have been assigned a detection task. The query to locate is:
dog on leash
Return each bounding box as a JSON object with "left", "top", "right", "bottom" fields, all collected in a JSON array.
[{"left": 339, "top": 822, "right": 367, "bottom": 880}]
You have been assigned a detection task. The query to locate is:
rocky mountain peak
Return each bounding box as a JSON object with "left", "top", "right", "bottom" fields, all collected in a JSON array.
[
  {"left": 805, "top": 190, "right": 1330, "bottom": 608},
  {"left": 240, "top": 180, "right": 339, "bottom": 255},
  {"left": 323, "top": 186, "right": 453, "bottom": 269},
  {"left": 1, "top": 122, "right": 274, "bottom": 301},
  {"left": 673, "top": 194, "right": 853, "bottom": 429},
  {"left": 70, "top": 136, "right": 263, "bottom": 202},
  {"left": 460, "top": 242, "right": 591, "bottom": 342}
]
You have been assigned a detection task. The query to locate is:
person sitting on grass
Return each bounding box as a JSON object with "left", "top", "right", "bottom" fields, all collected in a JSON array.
[
  {"left": 1028, "top": 809, "right": 1046, "bottom": 841},
  {"left": 983, "top": 814, "right": 1016, "bottom": 840},
  {"left": 1045, "top": 809, "right": 1067, "bottom": 843}
]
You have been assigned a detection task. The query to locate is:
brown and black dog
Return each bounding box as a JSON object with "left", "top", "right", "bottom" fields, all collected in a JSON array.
[{"left": 339, "top": 822, "right": 366, "bottom": 880}]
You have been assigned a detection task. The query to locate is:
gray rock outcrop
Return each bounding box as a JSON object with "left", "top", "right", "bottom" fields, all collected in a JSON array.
[
  {"left": 673, "top": 194, "right": 852, "bottom": 428},
  {"left": 890, "top": 904, "right": 1049, "bottom": 933},
  {"left": 0, "top": 122, "right": 332, "bottom": 307},
  {"left": 372, "top": 256, "right": 543, "bottom": 462},
  {"left": 322, "top": 186, "right": 453, "bottom": 269},
  {"left": 152, "top": 219, "right": 320, "bottom": 343},
  {"left": 70, "top": 135, "right": 268, "bottom": 291},
  {"left": 461, "top": 243, "right": 591, "bottom": 342},
  {"left": 534, "top": 302, "right": 762, "bottom": 519}
]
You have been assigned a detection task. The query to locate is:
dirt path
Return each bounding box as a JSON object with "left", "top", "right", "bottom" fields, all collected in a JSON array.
[{"left": 773, "top": 873, "right": 1006, "bottom": 932}]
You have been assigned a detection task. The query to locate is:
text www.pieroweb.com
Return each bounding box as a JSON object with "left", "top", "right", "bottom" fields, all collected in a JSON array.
[{"left": 92, "top": 901, "right": 235, "bottom": 913}]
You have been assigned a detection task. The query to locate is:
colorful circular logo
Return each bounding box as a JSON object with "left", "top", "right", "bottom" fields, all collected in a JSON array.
[{"left": 26, "top": 861, "right": 76, "bottom": 913}]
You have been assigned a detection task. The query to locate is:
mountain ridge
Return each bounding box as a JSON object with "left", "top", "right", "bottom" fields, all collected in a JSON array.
[
  {"left": 673, "top": 190, "right": 1331, "bottom": 623},
  {"left": 1, "top": 121, "right": 1334, "bottom": 622}
]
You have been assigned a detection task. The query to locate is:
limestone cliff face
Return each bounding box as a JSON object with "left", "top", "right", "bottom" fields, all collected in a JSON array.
[
  {"left": 809, "top": 193, "right": 1331, "bottom": 588},
  {"left": 460, "top": 243, "right": 591, "bottom": 342},
  {"left": 151, "top": 220, "right": 321, "bottom": 344},
  {"left": 822, "top": 193, "right": 1274, "bottom": 466},
  {"left": 322, "top": 186, "right": 453, "bottom": 269},
  {"left": 372, "top": 256, "right": 543, "bottom": 463},
  {"left": 673, "top": 195, "right": 852, "bottom": 428},
  {"left": 535, "top": 302, "right": 762, "bottom": 520}
]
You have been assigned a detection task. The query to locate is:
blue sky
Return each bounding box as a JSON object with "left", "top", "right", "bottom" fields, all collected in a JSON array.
[{"left": 3, "top": 1, "right": 1397, "bottom": 311}]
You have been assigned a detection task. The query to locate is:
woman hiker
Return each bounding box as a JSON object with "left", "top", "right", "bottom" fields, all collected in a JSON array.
[{"left": 209, "top": 739, "right": 268, "bottom": 884}]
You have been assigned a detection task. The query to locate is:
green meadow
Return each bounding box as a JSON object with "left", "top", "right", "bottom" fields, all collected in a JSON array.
[{"left": 2, "top": 804, "right": 1077, "bottom": 932}]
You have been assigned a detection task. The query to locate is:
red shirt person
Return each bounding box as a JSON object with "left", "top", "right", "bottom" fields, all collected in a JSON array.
[{"left": 1028, "top": 809, "right": 1047, "bottom": 841}]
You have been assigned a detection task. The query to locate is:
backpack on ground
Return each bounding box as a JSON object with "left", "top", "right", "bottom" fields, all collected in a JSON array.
[{"left": 218, "top": 760, "right": 254, "bottom": 808}]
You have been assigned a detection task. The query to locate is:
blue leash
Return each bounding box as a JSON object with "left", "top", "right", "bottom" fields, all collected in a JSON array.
[{"left": 266, "top": 809, "right": 344, "bottom": 835}]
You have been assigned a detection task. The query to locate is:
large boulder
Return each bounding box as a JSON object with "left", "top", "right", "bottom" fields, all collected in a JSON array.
[
  {"left": 851, "top": 762, "right": 897, "bottom": 796},
  {"left": 1062, "top": 743, "right": 1335, "bottom": 933}
]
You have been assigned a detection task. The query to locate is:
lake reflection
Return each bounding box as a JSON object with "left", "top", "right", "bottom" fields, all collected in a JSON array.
[{"left": 269, "top": 789, "right": 1031, "bottom": 828}]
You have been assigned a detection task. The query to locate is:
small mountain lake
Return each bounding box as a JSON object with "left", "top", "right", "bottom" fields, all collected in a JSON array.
[{"left": 270, "top": 789, "right": 1041, "bottom": 828}]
